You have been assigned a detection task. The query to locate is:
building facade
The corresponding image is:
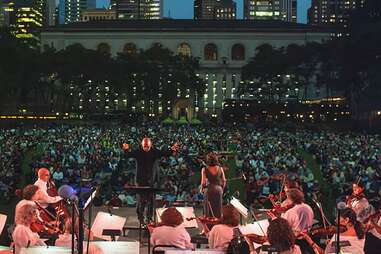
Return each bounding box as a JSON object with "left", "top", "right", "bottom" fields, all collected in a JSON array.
[
  {"left": 244, "top": 0, "right": 297, "bottom": 22},
  {"left": 308, "top": 0, "right": 365, "bottom": 27},
  {"left": 60, "top": 0, "right": 96, "bottom": 24},
  {"left": 2, "top": 0, "right": 44, "bottom": 45},
  {"left": 195, "top": 0, "right": 237, "bottom": 20},
  {"left": 41, "top": 20, "right": 329, "bottom": 114},
  {"left": 44, "top": 0, "right": 58, "bottom": 26},
  {"left": 81, "top": 9, "right": 116, "bottom": 22},
  {"left": 111, "top": 0, "right": 163, "bottom": 20}
]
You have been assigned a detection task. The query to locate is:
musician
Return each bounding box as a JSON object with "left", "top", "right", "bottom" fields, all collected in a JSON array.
[
  {"left": 302, "top": 208, "right": 365, "bottom": 254},
  {"left": 347, "top": 181, "right": 370, "bottom": 223},
  {"left": 122, "top": 137, "right": 178, "bottom": 223},
  {"left": 201, "top": 152, "right": 226, "bottom": 218},
  {"left": 150, "top": 207, "right": 193, "bottom": 250},
  {"left": 14, "top": 185, "right": 39, "bottom": 225},
  {"left": 364, "top": 202, "right": 381, "bottom": 254},
  {"left": 208, "top": 204, "right": 239, "bottom": 251},
  {"left": 281, "top": 188, "right": 314, "bottom": 254},
  {"left": 12, "top": 204, "right": 46, "bottom": 254},
  {"left": 34, "top": 168, "right": 62, "bottom": 209},
  {"left": 257, "top": 218, "right": 302, "bottom": 254}
]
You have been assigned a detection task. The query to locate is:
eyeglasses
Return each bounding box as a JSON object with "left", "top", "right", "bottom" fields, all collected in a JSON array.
[{"left": 44, "top": 174, "right": 50, "bottom": 177}]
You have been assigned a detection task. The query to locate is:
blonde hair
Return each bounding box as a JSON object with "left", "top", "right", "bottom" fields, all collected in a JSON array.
[{"left": 16, "top": 204, "right": 37, "bottom": 226}]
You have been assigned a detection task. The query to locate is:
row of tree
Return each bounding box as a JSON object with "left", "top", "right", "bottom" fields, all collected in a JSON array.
[
  {"left": 241, "top": 0, "right": 381, "bottom": 119},
  {"left": 0, "top": 32, "right": 204, "bottom": 114}
]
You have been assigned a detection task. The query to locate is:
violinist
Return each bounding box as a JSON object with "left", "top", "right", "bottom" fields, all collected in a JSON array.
[
  {"left": 256, "top": 218, "right": 302, "bottom": 254},
  {"left": 150, "top": 207, "right": 194, "bottom": 250},
  {"left": 269, "top": 180, "right": 300, "bottom": 214},
  {"left": 346, "top": 181, "right": 370, "bottom": 223},
  {"left": 12, "top": 204, "right": 46, "bottom": 254},
  {"left": 364, "top": 202, "right": 381, "bottom": 254},
  {"left": 34, "top": 168, "right": 62, "bottom": 210},
  {"left": 15, "top": 185, "right": 39, "bottom": 225},
  {"left": 281, "top": 188, "right": 314, "bottom": 254},
  {"left": 302, "top": 208, "right": 365, "bottom": 254},
  {"left": 208, "top": 204, "right": 239, "bottom": 251}
]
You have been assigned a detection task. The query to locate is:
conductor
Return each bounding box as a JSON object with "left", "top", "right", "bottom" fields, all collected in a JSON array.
[{"left": 122, "top": 137, "right": 178, "bottom": 223}]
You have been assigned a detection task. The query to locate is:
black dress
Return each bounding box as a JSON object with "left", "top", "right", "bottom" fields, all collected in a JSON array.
[{"left": 204, "top": 166, "right": 223, "bottom": 218}]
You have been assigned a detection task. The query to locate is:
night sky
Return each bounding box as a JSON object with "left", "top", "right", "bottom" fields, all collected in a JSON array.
[{"left": 97, "top": 0, "right": 312, "bottom": 23}]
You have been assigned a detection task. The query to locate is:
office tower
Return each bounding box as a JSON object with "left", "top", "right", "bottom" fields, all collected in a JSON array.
[
  {"left": 244, "top": 0, "right": 297, "bottom": 22},
  {"left": 194, "top": 0, "right": 237, "bottom": 20},
  {"left": 308, "top": 0, "right": 365, "bottom": 27},
  {"left": 60, "top": 0, "right": 96, "bottom": 24},
  {"left": 112, "top": 0, "right": 163, "bottom": 20}
]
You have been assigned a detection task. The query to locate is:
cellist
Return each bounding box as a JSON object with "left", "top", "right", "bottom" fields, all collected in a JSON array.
[{"left": 34, "top": 168, "right": 62, "bottom": 211}]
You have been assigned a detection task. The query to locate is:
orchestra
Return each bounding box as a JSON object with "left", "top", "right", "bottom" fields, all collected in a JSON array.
[{"left": 2, "top": 153, "right": 381, "bottom": 254}]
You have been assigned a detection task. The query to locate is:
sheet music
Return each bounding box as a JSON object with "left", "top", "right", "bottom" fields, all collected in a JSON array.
[
  {"left": 230, "top": 197, "right": 248, "bottom": 218},
  {"left": 0, "top": 214, "right": 6, "bottom": 235},
  {"left": 239, "top": 219, "right": 269, "bottom": 249},
  {"left": 83, "top": 188, "right": 97, "bottom": 210},
  {"left": 156, "top": 207, "right": 197, "bottom": 228},
  {"left": 91, "top": 241, "right": 139, "bottom": 254},
  {"left": 20, "top": 246, "right": 71, "bottom": 254},
  {"left": 91, "top": 212, "right": 126, "bottom": 241}
]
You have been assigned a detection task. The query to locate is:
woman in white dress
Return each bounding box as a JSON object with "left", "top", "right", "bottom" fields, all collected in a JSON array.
[{"left": 12, "top": 204, "right": 46, "bottom": 254}]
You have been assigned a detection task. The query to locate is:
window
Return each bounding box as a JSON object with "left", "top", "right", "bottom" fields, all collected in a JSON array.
[
  {"left": 231, "top": 44, "right": 245, "bottom": 61},
  {"left": 204, "top": 43, "right": 218, "bottom": 61},
  {"left": 123, "top": 43, "right": 137, "bottom": 55},
  {"left": 177, "top": 42, "right": 191, "bottom": 57}
]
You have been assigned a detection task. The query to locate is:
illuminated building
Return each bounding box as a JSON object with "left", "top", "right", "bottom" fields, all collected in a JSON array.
[
  {"left": 244, "top": 0, "right": 297, "bottom": 22},
  {"left": 41, "top": 20, "right": 330, "bottom": 113},
  {"left": 60, "top": 0, "right": 96, "bottom": 24},
  {"left": 194, "top": 0, "right": 236, "bottom": 20},
  {"left": 110, "top": 0, "right": 163, "bottom": 20},
  {"left": 0, "top": 2, "right": 5, "bottom": 26},
  {"left": 2, "top": 0, "right": 44, "bottom": 46},
  {"left": 308, "top": 0, "right": 365, "bottom": 27},
  {"left": 81, "top": 9, "right": 116, "bottom": 22}
]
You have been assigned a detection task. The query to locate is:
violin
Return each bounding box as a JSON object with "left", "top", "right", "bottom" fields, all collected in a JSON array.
[
  {"left": 346, "top": 193, "right": 365, "bottom": 207},
  {"left": 363, "top": 211, "right": 381, "bottom": 224},
  {"left": 243, "top": 233, "right": 267, "bottom": 244},
  {"left": 186, "top": 216, "right": 221, "bottom": 225},
  {"left": 30, "top": 220, "right": 60, "bottom": 235},
  {"left": 309, "top": 225, "right": 347, "bottom": 237}
]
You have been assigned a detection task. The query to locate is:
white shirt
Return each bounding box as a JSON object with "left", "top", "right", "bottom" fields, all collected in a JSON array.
[
  {"left": 282, "top": 203, "right": 314, "bottom": 234},
  {"left": 34, "top": 179, "right": 62, "bottom": 208},
  {"left": 324, "top": 234, "right": 365, "bottom": 254},
  {"left": 208, "top": 224, "right": 235, "bottom": 251},
  {"left": 150, "top": 225, "right": 193, "bottom": 249},
  {"left": 12, "top": 224, "right": 46, "bottom": 254},
  {"left": 14, "top": 200, "right": 37, "bottom": 225}
]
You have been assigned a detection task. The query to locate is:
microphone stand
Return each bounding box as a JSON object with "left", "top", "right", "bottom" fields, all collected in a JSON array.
[
  {"left": 336, "top": 207, "right": 341, "bottom": 254},
  {"left": 312, "top": 195, "right": 331, "bottom": 241}
]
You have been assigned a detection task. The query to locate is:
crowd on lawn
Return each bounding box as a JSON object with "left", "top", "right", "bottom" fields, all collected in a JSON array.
[{"left": 1, "top": 124, "right": 380, "bottom": 211}]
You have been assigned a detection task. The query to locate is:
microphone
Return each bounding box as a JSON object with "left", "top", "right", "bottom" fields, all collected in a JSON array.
[
  {"left": 337, "top": 202, "right": 346, "bottom": 210},
  {"left": 58, "top": 185, "right": 76, "bottom": 200},
  {"left": 336, "top": 202, "right": 346, "bottom": 254}
]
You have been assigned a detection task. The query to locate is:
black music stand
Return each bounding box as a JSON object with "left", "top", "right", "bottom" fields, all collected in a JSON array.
[{"left": 102, "top": 229, "right": 122, "bottom": 242}]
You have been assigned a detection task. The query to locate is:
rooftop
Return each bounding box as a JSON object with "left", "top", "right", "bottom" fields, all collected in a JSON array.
[{"left": 43, "top": 19, "right": 330, "bottom": 33}]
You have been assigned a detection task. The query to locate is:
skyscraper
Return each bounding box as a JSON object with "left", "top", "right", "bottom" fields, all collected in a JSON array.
[
  {"left": 60, "top": 0, "right": 96, "bottom": 24},
  {"left": 308, "top": 0, "right": 365, "bottom": 27},
  {"left": 0, "top": 1, "right": 4, "bottom": 26},
  {"left": 111, "top": 0, "right": 163, "bottom": 20},
  {"left": 244, "top": 0, "right": 297, "bottom": 22},
  {"left": 194, "top": 0, "right": 236, "bottom": 20},
  {"left": 2, "top": 0, "right": 44, "bottom": 46},
  {"left": 45, "top": 0, "right": 58, "bottom": 26}
]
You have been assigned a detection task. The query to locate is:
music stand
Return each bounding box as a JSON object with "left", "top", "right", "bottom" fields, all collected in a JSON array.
[
  {"left": 230, "top": 197, "right": 248, "bottom": 223},
  {"left": 91, "top": 241, "right": 140, "bottom": 254},
  {"left": 165, "top": 250, "right": 225, "bottom": 254},
  {"left": 239, "top": 219, "right": 269, "bottom": 249},
  {"left": 83, "top": 188, "right": 97, "bottom": 211},
  {"left": 261, "top": 245, "right": 281, "bottom": 254},
  {"left": 20, "top": 246, "right": 71, "bottom": 254},
  {"left": 91, "top": 212, "right": 126, "bottom": 241},
  {"left": 102, "top": 229, "right": 121, "bottom": 241}
]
